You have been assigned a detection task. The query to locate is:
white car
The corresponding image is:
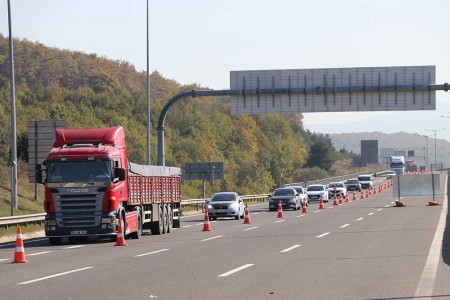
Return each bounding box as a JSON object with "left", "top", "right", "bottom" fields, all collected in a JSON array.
[
  {"left": 327, "top": 181, "right": 347, "bottom": 199},
  {"left": 287, "top": 185, "right": 308, "bottom": 206},
  {"left": 207, "top": 192, "right": 245, "bottom": 221},
  {"left": 306, "top": 184, "right": 329, "bottom": 203},
  {"left": 386, "top": 171, "right": 396, "bottom": 179}
]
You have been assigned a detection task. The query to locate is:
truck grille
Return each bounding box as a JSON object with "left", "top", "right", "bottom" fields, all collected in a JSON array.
[{"left": 53, "top": 187, "right": 104, "bottom": 228}]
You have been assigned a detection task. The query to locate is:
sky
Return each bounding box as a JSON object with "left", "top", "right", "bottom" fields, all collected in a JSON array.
[{"left": 1, "top": 0, "right": 450, "bottom": 141}]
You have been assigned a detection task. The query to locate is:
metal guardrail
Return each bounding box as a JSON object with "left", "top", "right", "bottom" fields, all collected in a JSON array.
[
  {"left": 285, "top": 170, "right": 390, "bottom": 187},
  {"left": 0, "top": 194, "right": 271, "bottom": 229}
]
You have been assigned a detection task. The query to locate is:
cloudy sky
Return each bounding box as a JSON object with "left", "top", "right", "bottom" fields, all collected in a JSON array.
[{"left": 1, "top": 0, "right": 449, "bottom": 140}]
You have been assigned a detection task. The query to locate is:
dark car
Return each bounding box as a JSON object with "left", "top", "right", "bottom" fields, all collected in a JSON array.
[{"left": 345, "top": 179, "right": 361, "bottom": 191}]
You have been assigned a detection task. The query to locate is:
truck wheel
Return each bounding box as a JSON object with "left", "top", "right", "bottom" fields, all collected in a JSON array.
[
  {"left": 162, "top": 204, "right": 169, "bottom": 234},
  {"left": 166, "top": 205, "right": 173, "bottom": 233},
  {"left": 130, "top": 213, "right": 142, "bottom": 239},
  {"left": 49, "top": 237, "right": 62, "bottom": 245},
  {"left": 150, "top": 205, "right": 163, "bottom": 235}
]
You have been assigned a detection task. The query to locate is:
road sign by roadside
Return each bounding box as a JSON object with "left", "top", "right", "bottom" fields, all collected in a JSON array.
[
  {"left": 184, "top": 162, "right": 224, "bottom": 180},
  {"left": 28, "top": 120, "right": 65, "bottom": 183},
  {"left": 230, "top": 66, "right": 436, "bottom": 115}
]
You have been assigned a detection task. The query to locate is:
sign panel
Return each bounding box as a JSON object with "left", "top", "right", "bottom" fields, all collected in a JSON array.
[
  {"left": 28, "top": 120, "right": 65, "bottom": 183},
  {"left": 184, "top": 162, "right": 224, "bottom": 180},
  {"left": 230, "top": 66, "right": 435, "bottom": 115},
  {"left": 392, "top": 173, "right": 440, "bottom": 196},
  {"left": 361, "top": 140, "right": 378, "bottom": 164}
]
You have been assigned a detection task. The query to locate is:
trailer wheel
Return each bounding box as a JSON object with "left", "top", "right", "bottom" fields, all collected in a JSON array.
[
  {"left": 162, "top": 204, "right": 169, "bottom": 234},
  {"left": 150, "top": 204, "right": 163, "bottom": 235},
  {"left": 48, "top": 237, "right": 62, "bottom": 245},
  {"left": 166, "top": 205, "right": 173, "bottom": 233},
  {"left": 130, "top": 212, "right": 142, "bottom": 239}
]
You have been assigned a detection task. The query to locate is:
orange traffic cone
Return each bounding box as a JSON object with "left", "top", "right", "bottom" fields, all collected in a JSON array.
[
  {"left": 368, "top": 188, "right": 372, "bottom": 196},
  {"left": 352, "top": 191, "right": 357, "bottom": 201},
  {"left": 277, "top": 200, "right": 284, "bottom": 218},
  {"left": 366, "top": 189, "right": 369, "bottom": 198},
  {"left": 202, "top": 208, "right": 212, "bottom": 231},
  {"left": 12, "top": 225, "right": 27, "bottom": 263},
  {"left": 243, "top": 204, "right": 251, "bottom": 224},
  {"left": 345, "top": 192, "right": 350, "bottom": 203},
  {"left": 373, "top": 185, "right": 377, "bottom": 195},
  {"left": 302, "top": 199, "right": 308, "bottom": 213},
  {"left": 333, "top": 194, "right": 338, "bottom": 206},
  {"left": 338, "top": 194, "right": 343, "bottom": 205},
  {"left": 319, "top": 196, "right": 325, "bottom": 209},
  {"left": 115, "top": 216, "right": 127, "bottom": 246},
  {"left": 360, "top": 190, "right": 365, "bottom": 199}
]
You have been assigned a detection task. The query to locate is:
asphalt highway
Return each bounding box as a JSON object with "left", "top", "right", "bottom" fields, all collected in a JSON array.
[{"left": 0, "top": 175, "right": 449, "bottom": 300}]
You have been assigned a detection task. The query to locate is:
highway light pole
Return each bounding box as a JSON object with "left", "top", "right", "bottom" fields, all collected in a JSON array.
[
  {"left": 425, "top": 128, "right": 445, "bottom": 165},
  {"left": 146, "top": 0, "right": 151, "bottom": 165}
]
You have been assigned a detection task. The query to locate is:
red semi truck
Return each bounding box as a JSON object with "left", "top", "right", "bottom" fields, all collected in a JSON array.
[{"left": 36, "top": 126, "right": 181, "bottom": 245}]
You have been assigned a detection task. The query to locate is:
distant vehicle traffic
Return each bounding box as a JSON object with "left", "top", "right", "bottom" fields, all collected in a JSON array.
[
  {"left": 207, "top": 192, "right": 244, "bottom": 220},
  {"left": 357, "top": 174, "right": 373, "bottom": 189},
  {"left": 405, "top": 160, "right": 418, "bottom": 173},
  {"left": 345, "top": 179, "right": 361, "bottom": 191},
  {"left": 390, "top": 156, "right": 405, "bottom": 175},
  {"left": 269, "top": 188, "right": 301, "bottom": 211},
  {"left": 327, "top": 182, "right": 347, "bottom": 199},
  {"left": 385, "top": 171, "right": 396, "bottom": 179},
  {"left": 286, "top": 185, "right": 308, "bottom": 206},
  {"left": 306, "top": 184, "right": 329, "bottom": 203}
]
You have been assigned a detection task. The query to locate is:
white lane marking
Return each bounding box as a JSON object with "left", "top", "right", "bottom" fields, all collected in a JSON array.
[
  {"left": 414, "top": 174, "right": 448, "bottom": 298},
  {"left": 182, "top": 225, "right": 193, "bottom": 228},
  {"left": 64, "top": 245, "right": 85, "bottom": 250},
  {"left": 327, "top": 207, "right": 333, "bottom": 209},
  {"left": 317, "top": 232, "right": 330, "bottom": 238},
  {"left": 296, "top": 215, "right": 304, "bottom": 218},
  {"left": 252, "top": 212, "right": 260, "bottom": 215},
  {"left": 28, "top": 251, "right": 52, "bottom": 256},
  {"left": 368, "top": 212, "right": 374, "bottom": 216},
  {"left": 134, "top": 249, "right": 170, "bottom": 257},
  {"left": 218, "top": 264, "right": 254, "bottom": 277},
  {"left": 356, "top": 217, "right": 364, "bottom": 221},
  {"left": 391, "top": 202, "right": 395, "bottom": 204},
  {"left": 244, "top": 226, "right": 259, "bottom": 231},
  {"left": 211, "top": 221, "right": 217, "bottom": 223},
  {"left": 377, "top": 209, "right": 383, "bottom": 211},
  {"left": 340, "top": 224, "right": 350, "bottom": 228},
  {"left": 280, "top": 245, "right": 301, "bottom": 253},
  {"left": 201, "top": 235, "right": 223, "bottom": 242},
  {"left": 313, "top": 210, "right": 320, "bottom": 213},
  {"left": 0, "top": 258, "right": 9, "bottom": 262},
  {"left": 18, "top": 267, "right": 93, "bottom": 285},
  {"left": 274, "top": 220, "right": 285, "bottom": 224},
  {"left": 195, "top": 223, "right": 203, "bottom": 226},
  {"left": 385, "top": 205, "right": 390, "bottom": 208}
]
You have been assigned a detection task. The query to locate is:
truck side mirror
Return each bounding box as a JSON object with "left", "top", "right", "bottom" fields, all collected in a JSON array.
[
  {"left": 114, "top": 168, "right": 126, "bottom": 181},
  {"left": 35, "top": 164, "right": 43, "bottom": 184}
]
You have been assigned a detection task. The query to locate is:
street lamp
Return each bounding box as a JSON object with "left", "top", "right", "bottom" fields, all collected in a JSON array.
[{"left": 425, "top": 128, "right": 445, "bottom": 165}]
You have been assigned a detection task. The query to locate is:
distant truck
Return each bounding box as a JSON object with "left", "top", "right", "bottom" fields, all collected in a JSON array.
[
  {"left": 36, "top": 126, "right": 181, "bottom": 245},
  {"left": 405, "top": 160, "right": 418, "bottom": 173},
  {"left": 390, "top": 156, "right": 405, "bottom": 175}
]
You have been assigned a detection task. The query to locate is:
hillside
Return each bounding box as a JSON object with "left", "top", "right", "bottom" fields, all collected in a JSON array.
[
  {"left": 329, "top": 132, "right": 450, "bottom": 167},
  {"left": 0, "top": 34, "right": 349, "bottom": 212}
]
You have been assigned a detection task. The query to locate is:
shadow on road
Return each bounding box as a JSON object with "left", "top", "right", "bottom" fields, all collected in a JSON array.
[{"left": 442, "top": 170, "right": 450, "bottom": 265}]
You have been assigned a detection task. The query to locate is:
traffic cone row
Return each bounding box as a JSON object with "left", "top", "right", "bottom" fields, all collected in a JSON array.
[
  {"left": 12, "top": 225, "right": 27, "bottom": 263},
  {"left": 202, "top": 208, "right": 211, "bottom": 231},
  {"left": 277, "top": 200, "right": 284, "bottom": 218},
  {"left": 243, "top": 204, "right": 251, "bottom": 224}
]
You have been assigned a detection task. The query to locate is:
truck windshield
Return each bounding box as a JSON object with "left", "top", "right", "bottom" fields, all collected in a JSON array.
[
  {"left": 46, "top": 161, "right": 112, "bottom": 186},
  {"left": 390, "top": 162, "right": 404, "bottom": 168}
]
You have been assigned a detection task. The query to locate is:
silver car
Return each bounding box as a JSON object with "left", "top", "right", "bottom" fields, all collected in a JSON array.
[
  {"left": 207, "top": 192, "right": 245, "bottom": 221},
  {"left": 269, "top": 188, "right": 301, "bottom": 211}
]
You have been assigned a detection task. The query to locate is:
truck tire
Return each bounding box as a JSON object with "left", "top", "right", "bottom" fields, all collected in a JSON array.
[
  {"left": 162, "top": 204, "right": 169, "bottom": 234},
  {"left": 166, "top": 205, "right": 173, "bottom": 233},
  {"left": 150, "top": 204, "right": 163, "bottom": 235},
  {"left": 130, "top": 212, "right": 142, "bottom": 239},
  {"left": 49, "top": 237, "right": 62, "bottom": 245}
]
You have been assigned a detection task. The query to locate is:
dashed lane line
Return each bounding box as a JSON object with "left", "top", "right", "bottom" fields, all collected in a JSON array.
[
  {"left": 317, "top": 232, "right": 330, "bottom": 238},
  {"left": 0, "top": 258, "right": 9, "bottom": 262},
  {"left": 377, "top": 209, "right": 383, "bottom": 211},
  {"left": 356, "top": 217, "right": 364, "bottom": 221},
  {"left": 368, "top": 212, "right": 374, "bottom": 216},
  {"left": 28, "top": 251, "right": 52, "bottom": 256},
  {"left": 340, "top": 224, "right": 350, "bottom": 228},
  {"left": 182, "top": 225, "right": 193, "bottom": 228},
  {"left": 296, "top": 215, "right": 305, "bottom": 218},
  {"left": 195, "top": 223, "right": 203, "bottom": 226},
  {"left": 280, "top": 245, "right": 301, "bottom": 253},
  {"left": 243, "top": 226, "right": 259, "bottom": 231},
  {"left": 385, "top": 205, "right": 390, "bottom": 208},
  {"left": 274, "top": 220, "right": 286, "bottom": 224},
  {"left": 327, "top": 207, "right": 333, "bottom": 209},
  {"left": 64, "top": 245, "right": 85, "bottom": 250},
  {"left": 201, "top": 235, "right": 223, "bottom": 242},
  {"left": 313, "top": 210, "right": 320, "bottom": 213},
  {"left": 18, "top": 267, "right": 93, "bottom": 285},
  {"left": 134, "top": 249, "right": 170, "bottom": 257},
  {"left": 218, "top": 264, "right": 254, "bottom": 277}
]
